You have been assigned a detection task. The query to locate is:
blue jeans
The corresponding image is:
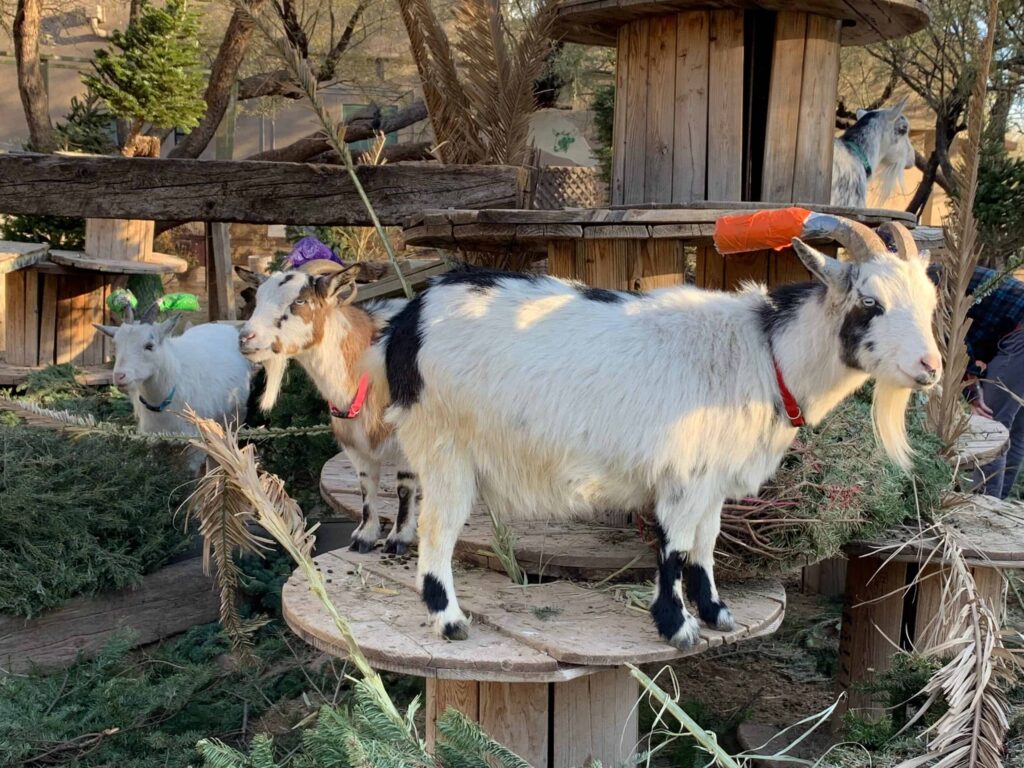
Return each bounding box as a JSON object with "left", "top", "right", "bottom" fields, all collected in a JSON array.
[{"left": 975, "top": 329, "right": 1024, "bottom": 498}]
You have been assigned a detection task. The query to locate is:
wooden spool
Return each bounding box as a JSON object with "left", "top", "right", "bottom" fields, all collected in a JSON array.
[
  {"left": 283, "top": 547, "right": 786, "bottom": 766},
  {"left": 837, "top": 494, "right": 1024, "bottom": 720}
]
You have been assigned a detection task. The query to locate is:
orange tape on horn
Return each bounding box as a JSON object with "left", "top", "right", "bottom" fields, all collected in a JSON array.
[{"left": 713, "top": 207, "right": 813, "bottom": 254}]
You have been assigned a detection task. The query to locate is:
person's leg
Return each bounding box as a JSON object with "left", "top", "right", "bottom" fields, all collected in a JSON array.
[{"left": 976, "top": 330, "right": 1024, "bottom": 496}]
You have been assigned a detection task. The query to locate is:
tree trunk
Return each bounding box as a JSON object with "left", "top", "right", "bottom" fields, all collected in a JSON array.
[
  {"left": 169, "top": 2, "right": 264, "bottom": 159},
  {"left": 14, "top": 0, "right": 57, "bottom": 152},
  {"left": 906, "top": 151, "right": 939, "bottom": 217}
]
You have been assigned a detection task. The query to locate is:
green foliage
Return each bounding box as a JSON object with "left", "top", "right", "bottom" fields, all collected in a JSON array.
[
  {"left": 854, "top": 652, "right": 944, "bottom": 731},
  {"left": 973, "top": 147, "right": 1024, "bottom": 270},
  {"left": 0, "top": 422, "right": 193, "bottom": 617},
  {"left": 0, "top": 627, "right": 337, "bottom": 767},
  {"left": 0, "top": 213, "right": 85, "bottom": 249},
  {"left": 56, "top": 94, "right": 118, "bottom": 154},
  {"left": 83, "top": 0, "right": 205, "bottom": 138},
  {"left": 248, "top": 366, "right": 337, "bottom": 517},
  {"left": 18, "top": 362, "right": 134, "bottom": 421},
  {"left": 842, "top": 712, "right": 897, "bottom": 751},
  {"left": 591, "top": 84, "right": 614, "bottom": 184}
]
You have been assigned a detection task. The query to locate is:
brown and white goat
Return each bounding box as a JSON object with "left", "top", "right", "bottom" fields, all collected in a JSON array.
[{"left": 236, "top": 263, "right": 417, "bottom": 554}]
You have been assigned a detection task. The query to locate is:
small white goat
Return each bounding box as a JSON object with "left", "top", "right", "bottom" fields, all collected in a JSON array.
[
  {"left": 383, "top": 218, "right": 940, "bottom": 648},
  {"left": 832, "top": 98, "right": 915, "bottom": 208},
  {"left": 95, "top": 306, "right": 252, "bottom": 472},
  {"left": 236, "top": 263, "right": 418, "bottom": 555}
]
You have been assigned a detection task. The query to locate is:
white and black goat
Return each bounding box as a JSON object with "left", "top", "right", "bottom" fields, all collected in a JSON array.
[
  {"left": 832, "top": 98, "right": 915, "bottom": 208},
  {"left": 95, "top": 305, "right": 252, "bottom": 473},
  {"left": 236, "top": 263, "right": 418, "bottom": 554},
  {"left": 383, "top": 219, "right": 941, "bottom": 648}
]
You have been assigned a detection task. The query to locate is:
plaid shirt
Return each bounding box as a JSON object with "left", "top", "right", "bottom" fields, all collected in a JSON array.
[{"left": 964, "top": 266, "right": 1024, "bottom": 373}]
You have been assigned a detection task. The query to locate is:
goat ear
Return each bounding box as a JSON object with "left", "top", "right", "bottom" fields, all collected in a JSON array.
[
  {"left": 154, "top": 314, "right": 180, "bottom": 340},
  {"left": 889, "top": 96, "right": 908, "bottom": 115},
  {"left": 93, "top": 323, "right": 118, "bottom": 338},
  {"left": 792, "top": 238, "right": 849, "bottom": 291},
  {"left": 235, "top": 267, "right": 268, "bottom": 287},
  {"left": 855, "top": 108, "right": 868, "bottom": 120}
]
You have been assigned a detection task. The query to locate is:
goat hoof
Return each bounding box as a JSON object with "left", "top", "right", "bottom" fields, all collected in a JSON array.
[
  {"left": 383, "top": 539, "right": 409, "bottom": 556},
  {"left": 349, "top": 539, "right": 374, "bottom": 554},
  {"left": 707, "top": 605, "right": 735, "bottom": 632},
  {"left": 442, "top": 621, "right": 470, "bottom": 641},
  {"left": 667, "top": 616, "right": 702, "bottom": 650}
]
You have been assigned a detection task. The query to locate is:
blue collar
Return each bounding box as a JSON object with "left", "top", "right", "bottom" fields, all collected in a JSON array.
[
  {"left": 139, "top": 384, "right": 177, "bottom": 413},
  {"left": 842, "top": 139, "right": 873, "bottom": 177}
]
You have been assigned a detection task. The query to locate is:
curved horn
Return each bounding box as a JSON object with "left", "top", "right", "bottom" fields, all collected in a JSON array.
[
  {"left": 801, "top": 213, "right": 887, "bottom": 263},
  {"left": 873, "top": 222, "right": 918, "bottom": 261},
  {"left": 140, "top": 301, "right": 161, "bottom": 324},
  {"left": 122, "top": 303, "right": 135, "bottom": 324}
]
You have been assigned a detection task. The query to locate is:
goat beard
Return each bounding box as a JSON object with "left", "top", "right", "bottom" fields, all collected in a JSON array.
[
  {"left": 868, "top": 158, "right": 907, "bottom": 209},
  {"left": 259, "top": 355, "right": 287, "bottom": 412},
  {"left": 872, "top": 381, "right": 914, "bottom": 471}
]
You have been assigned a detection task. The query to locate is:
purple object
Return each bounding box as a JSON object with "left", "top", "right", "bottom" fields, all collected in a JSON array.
[{"left": 286, "top": 237, "right": 343, "bottom": 269}]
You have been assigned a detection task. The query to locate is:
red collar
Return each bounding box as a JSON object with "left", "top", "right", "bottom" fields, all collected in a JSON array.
[
  {"left": 328, "top": 373, "right": 370, "bottom": 420},
  {"left": 774, "top": 360, "right": 805, "bottom": 427}
]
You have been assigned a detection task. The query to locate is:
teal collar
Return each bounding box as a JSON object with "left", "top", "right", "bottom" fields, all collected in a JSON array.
[
  {"left": 842, "top": 139, "right": 872, "bottom": 177},
  {"left": 139, "top": 384, "right": 177, "bottom": 413}
]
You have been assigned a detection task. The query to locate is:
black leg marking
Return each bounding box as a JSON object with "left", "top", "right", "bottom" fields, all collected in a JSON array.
[
  {"left": 422, "top": 573, "right": 448, "bottom": 613},
  {"left": 358, "top": 471, "right": 368, "bottom": 478},
  {"left": 360, "top": 502, "right": 370, "bottom": 525},
  {"left": 395, "top": 486, "right": 411, "bottom": 532},
  {"left": 685, "top": 564, "right": 732, "bottom": 629},
  {"left": 442, "top": 621, "right": 469, "bottom": 641},
  {"left": 349, "top": 503, "right": 375, "bottom": 553},
  {"left": 649, "top": 549, "right": 685, "bottom": 640},
  {"left": 396, "top": 471, "right": 416, "bottom": 481}
]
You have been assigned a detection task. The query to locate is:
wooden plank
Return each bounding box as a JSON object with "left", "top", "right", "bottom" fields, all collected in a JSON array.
[
  {"left": 611, "top": 26, "right": 630, "bottom": 205},
  {"left": 0, "top": 361, "right": 113, "bottom": 386},
  {"left": 696, "top": 244, "right": 724, "bottom": 289},
  {"left": 22, "top": 270, "right": 39, "bottom": 366},
  {"left": 0, "top": 154, "right": 528, "bottom": 227},
  {"left": 724, "top": 251, "right": 769, "bottom": 290},
  {"left": 801, "top": 557, "right": 847, "bottom": 597},
  {"left": 706, "top": 10, "right": 744, "bottom": 201},
  {"left": 0, "top": 241, "right": 49, "bottom": 274},
  {"left": 793, "top": 16, "right": 841, "bottom": 202},
  {"left": 80, "top": 276, "right": 105, "bottom": 365},
  {"left": 552, "top": 667, "right": 639, "bottom": 768},
  {"left": 546, "top": 240, "right": 577, "bottom": 282},
  {"left": 37, "top": 274, "right": 58, "bottom": 366},
  {"left": 768, "top": 246, "right": 812, "bottom": 286},
  {"left": 479, "top": 682, "right": 549, "bottom": 768},
  {"left": 0, "top": 557, "right": 220, "bottom": 673},
  {"left": 621, "top": 19, "right": 650, "bottom": 205},
  {"left": 645, "top": 15, "right": 677, "bottom": 203},
  {"left": 426, "top": 679, "right": 480, "bottom": 752},
  {"left": 5, "top": 272, "right": 26, "bottom": 365},
  {"left": 672, "top": 11, "right": 710, "bottom": 203},
  {"left": 206, "top": 223, "right": 235, "bottom": 321},
  {"left": 761, "top": 12, "right": 807, "bottom": 202},
  {"left": 55, "top": 275, "right": 77, "bottom": 364},
  {"left": 837, "top": 556, "right": 907, "bottom": 719},
  {"left": 49, "top": 249, "right": 187, "bottom": 275}
]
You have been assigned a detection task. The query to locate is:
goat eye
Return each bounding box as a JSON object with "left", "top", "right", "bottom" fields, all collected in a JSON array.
[
  {"left": 861, "top": 296, "right": 878, "bottom": 309},
  {"left": 293, "top": 299, "right": 306, "bottom": 306},
  {"left": 144, "top": 342, "right": 155, "bottom": 351}
]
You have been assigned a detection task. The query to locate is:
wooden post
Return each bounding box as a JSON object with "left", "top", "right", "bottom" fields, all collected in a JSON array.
[
  {"left": 425, "top": 669, "right": 639, "bottom": 768},
  {"left": 206, "top": 222, "right": 236, "bottom": 321}
]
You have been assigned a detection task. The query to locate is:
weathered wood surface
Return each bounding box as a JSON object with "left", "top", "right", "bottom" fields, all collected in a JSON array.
[
  {"left": 403, "top": 204, "right": 915, "bottom": 252},
  {"left": 954, "top": 412, "right": 1009, "bottom": 465},
  {"left": 321, "top": 453, "right": 657, "bottom": 579},
  {"left": 548, "top": 238, "right": 685, "bottom": 295},
  {"left": 0, "top": 241, "right": 49, "bottom": 274},
  {"left": 85, "top": 218, "right": 154, "bottom": 262},
  {"left": 283, "top": 548, "right": 786, "bottom": 673},
  {"left": 0, "top": 153, "right": 527, "bottom": 227},
  {"left": 0, "top": 557, "right": 219, "bottom": 672},
  {"left": 846, "top": 494, "right": 1024, "bottom": 569},
  {"left": 49, "top": 250, "right": 188, "bottom": 275},
  {"left": 206, "top": 223, "right": 235, "bottom": 321},
  {"left": 553, "top": 0, "right": 929, "bottom": 47},
  {"left": 352, "top": 259, "right": 453, "bottom": 303},
  {"left": 0, "top": 361, "right": 112, "bottom": 386}
]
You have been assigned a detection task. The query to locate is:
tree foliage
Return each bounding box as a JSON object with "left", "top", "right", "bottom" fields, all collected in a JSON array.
[{"left": 83, "top": 0, "right": 205, "bottom": 151}]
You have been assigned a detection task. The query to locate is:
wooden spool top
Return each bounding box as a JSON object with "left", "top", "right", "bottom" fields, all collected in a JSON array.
[
  {"left": 553, "top": 0, "right": 929, "bottom": 47},
  {"left": 321, "top": 454, "right": 657, "bottom": 579},
  {"left": 48, "top": 250, "right": 188, "bottom": 275},
  {"left": 846, "top": 495, "right": 1024, "bottom": 569},
  {"left": 283, "top": 548, "right": 786, "bottom": 682},
  {"left": 402, "top": 204, "right": 917, "bottom": 254},
  {"left": 0, "top": 241, "right": 49, "bottom": 275},
  {"left": 955, "top": 414, "right": 1009, "bottom": 466}
]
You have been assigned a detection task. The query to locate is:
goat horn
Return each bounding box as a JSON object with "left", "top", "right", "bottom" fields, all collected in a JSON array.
[
  {"left": 123, "top": 304, "right": 135, "bottom": 324},
  {"left": 873, "top": 222, "right": 918, "bottom": 261},
  {"left": 140, "top": 301, "right": 161, "bottom": 324},
  {"left": 801, "top": 213, "right": 887, "bottom": 263}
]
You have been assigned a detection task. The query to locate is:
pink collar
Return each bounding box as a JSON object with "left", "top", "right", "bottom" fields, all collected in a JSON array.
[
  {"left": 328, "top": 373, "right": 370, "bottom": 420},
  {"left": 774, "top": 360, "right": 805, "bottom": 427}
]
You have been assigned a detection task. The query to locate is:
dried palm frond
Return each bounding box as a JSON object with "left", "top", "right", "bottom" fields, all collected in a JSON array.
[
  {"left": 182, "top": 451, "right": 272, "bottom": 664},
  {"left": 889, "top": 522, "right": 1020, "bottom": 768},
  {"left": 925, "top": 0, "right": 998, "bottom": 451},
  {"left": 181, "top": 408, "right": 420, "bottom": 745}
]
